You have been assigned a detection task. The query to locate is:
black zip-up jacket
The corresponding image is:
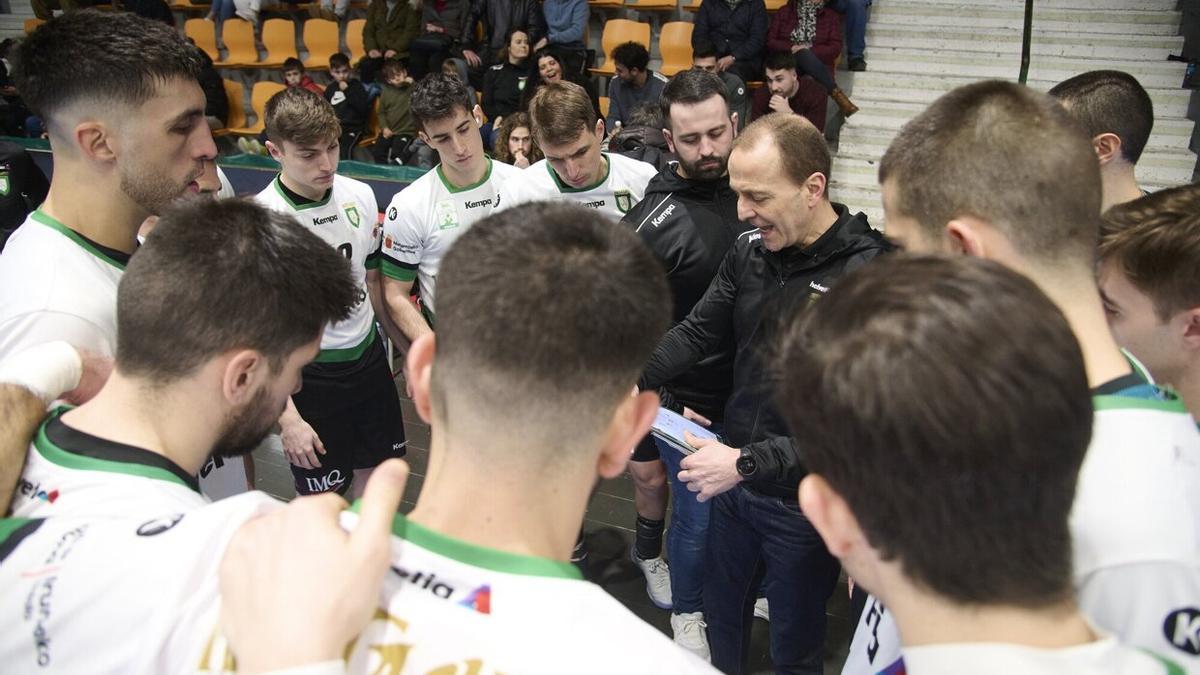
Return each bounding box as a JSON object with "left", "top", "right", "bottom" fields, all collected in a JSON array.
[
  {"left": 640, "top": 204, "right": 892, "bottom": 498},
  {"left": 482, "top": 60, "right": 530, "bottom": 120},
  {"left": 623, "top": 165, "right": 745, "bottom": 421}
]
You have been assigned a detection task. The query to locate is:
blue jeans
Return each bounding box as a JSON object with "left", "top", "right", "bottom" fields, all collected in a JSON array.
[
  {"left": 704, "top": 486, "right": 840, "bottom": 675},
  {"left": 831, "top": 0, "right": 869, "bottom": 59},
  {"left": 211, "top": 0, "right": 236, "bottom": 21},
  {"left": 658, "top": 432, "right": 716, "bottom": 614}
]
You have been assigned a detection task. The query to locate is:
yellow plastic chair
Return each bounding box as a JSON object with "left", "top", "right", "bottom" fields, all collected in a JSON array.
[
  {"left": 302, "top": 18, "right": 340, "bottom": 70},
  {"left": 260, "top": 18, "right": 300, "bottom": 68},
  {"left": 215, "top": 19, "right": 259, "bottom": 68},
  {"left": 658, "top": 22, "right": 694, "bottom": 76},
  {"left": 213, "top": 79, "right": 247, "bottom": 137},
  {"left": 23, "top": 18, "right": 45, "bottom": 34},
  {"left": 346, "top": 18, "right": 367, "bottom": 63},
  {"left": 185, "top": 18, "right": 220, "bottom": 62},
  {"left": 589, "top": 19, "right": 651, "bottom": 76},
  {"left": 223, "top": 81, "right": 287, "bottom": 136},
  {"left": 599, "top": 96, "right": 610, "bottom": 118},
  {"left": 357, "top": 99, "right": 382, "bottom": 147}
]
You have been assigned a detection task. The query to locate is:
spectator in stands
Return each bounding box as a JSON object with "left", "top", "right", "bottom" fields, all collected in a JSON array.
[
  {"left": 610, "top": 102, "right": 673, "bottom": 171},
  {"left": 1098, "top": 184, "right": 1200, "bottom": 422},
  {"left": 324, "top": 53, "right": 370, "bottom": 158},
  {"left": 493, "top": 112, "right": 542, "bottom": 168},
  {"left": 461, "top": 0, "right": 547, "bottom": 72},
  {"left": 1049, "top": 70, "right": 1154, "bottom": 212},
  {"left": 372, "top": 59, "right": 419, "bottom": 165},
  {"left": 765, "top": 0, "right": 857, "bottom": 120},
  {"left": 752, "top": 52, "right": 840, "bottom": 131},
  {"left": 408, "top": 0, "right": 470, "bottom": 80},
  {"left": 482, "top": 29, "right": 533, "bottom": 147},
  {"left": 0, "top": 40, "right": 30, "bottom": 137},
  {"left": 360, "top": 0, "right": 422, "bottom": 84},
  {"left": 827, "top": 0, "right": 868, "bottom": 71},
  {"left": 206, "top": 0, "right": 255, "bottom": 26},
  {"left": 283, "top": 57, "right": 326, "bottom": 96},
  {"left": 693, "top": 40, "right": 750, "bottom": 133},
  {"left": 691, "top": 0, "right": 768, "bottom": 84},
  {"left": 0, "top": 140, "right": 50, "bottom": 252},
  {"left": 195, "top": 46, "right": 228, "bottom": 132},
  {"left": 606, "top": 41, "right": 669, "bottom": 134},
  {"left": 31, "top": 0, "right": 99, "bottom": 20},
  {"left": 542, "top": 0, "right": 588, "bottom": 76},
  {"left": 522, "top": 48, "right": 602, "bottom": 125}
]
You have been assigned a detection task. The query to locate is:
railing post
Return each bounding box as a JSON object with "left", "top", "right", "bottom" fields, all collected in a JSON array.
[{"left": 1019, "top": 0, "right": 1034, "bottom": 84}]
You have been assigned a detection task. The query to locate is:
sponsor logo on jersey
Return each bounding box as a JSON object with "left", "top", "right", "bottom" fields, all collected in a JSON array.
[
  {"left": 615, "top": 190, "right": 633, "bottom": 213},
  {"left": 1165, "top": 607, "right": 1200, "bottom": 655},
  {"left": 863, "top": 598, "right": 886, "bottom": 663},
  {"left": 305, "top": 468, "right": 347, "bottom": 494},
  {"left": 200, "top": 454, "right": 226, "bottom": 478},
  {"left": 463, "top": 197, "right": 493, "bottom": 210},
  {"left": 649, "top": 203, "right": 676, "bottom": 229},
  {"left": 17, "top": 479, "right": 59, "bottom": 503},
  {"left": 435, "top": 199, "right": 459, "bottom": 230},
  {"left": 459, "top": 584, "right": 492, "bottom": 614},
  {"left": 388, "top": 206, "right": 398, "bottom": 221},
  {"left": 385, "top": 234, "right": 394, "bottom": 250},
  {"left": 493, "top": 191, "right": 502, "bottom": 209},
  {"left": 343, "top": 202, "right": 362, "bottom": 228},
  {"left": 391, "top": 565, "right": 455, "bottom": 600},
  {"left": 809, "top": 280, "right": 830, "bottom": 293},
  {"left": 580, "top": 199, "right": 607, "bottom": 209},
  {"left": 313, "top": 214, "right": 339, "bottom": 226},
  {"left": 0, "top": 172, "right": 10, "bottom": 197},
  {"left": 137, "top": 513, "right": 185, "bottom": 537}
]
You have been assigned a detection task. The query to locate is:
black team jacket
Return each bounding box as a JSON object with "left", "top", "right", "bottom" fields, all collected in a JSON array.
[{"left": 639, "top": 203, "right": 892, "bottom": 498}]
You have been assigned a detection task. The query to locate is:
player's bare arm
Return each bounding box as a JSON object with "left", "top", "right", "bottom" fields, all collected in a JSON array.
[{"left": 382, "top": 275, "right": 433, "bottom": 343}]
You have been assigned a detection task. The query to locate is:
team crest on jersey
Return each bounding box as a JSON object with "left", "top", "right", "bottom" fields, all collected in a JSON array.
[
  {"left": 343, "top": 202, "right": 362, "bottom": 228},
  {"left": 614, "top": 190, "right": 633, "bottom": 213},
  {"left": 435, "top": 199, "right": 459, "bottom": 230},
  {"left": 0, "top": 172, "right": 9, "bottom": 197}
]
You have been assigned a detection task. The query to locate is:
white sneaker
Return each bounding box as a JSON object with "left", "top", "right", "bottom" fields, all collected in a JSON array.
[
  {"left": 671, "top": 611, "right": 711, "bottom": 661},
  {"left": 630, "top": 549, "right": 673, "bottom": 609},
  {"left": 754, "top": 597, "right": 769, "bottom": 621}
]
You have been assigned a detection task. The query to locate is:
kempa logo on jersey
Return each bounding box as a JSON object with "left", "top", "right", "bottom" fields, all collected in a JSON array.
[
  {"left": 649, "top": 203, "right": 676, "bottom": 228},
  {"left": 17, "top": 478, "right": 59, "bottom": 503},
  {"left": 580, "top": 199, "right": 607, "bottom": 209},
  {"left": 1165, "top": 607, "right": 1200, "bottom": 655},
  {"left": 464, "top": 197, "right": 493, "bottom": 210},
  {"left": 312, "top": 214, "right": 339, "bottom": 226}
]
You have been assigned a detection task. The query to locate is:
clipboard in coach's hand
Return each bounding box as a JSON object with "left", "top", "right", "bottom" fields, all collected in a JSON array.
[{"left": 650, "top": 407, "right": 720, "bottom": 456}]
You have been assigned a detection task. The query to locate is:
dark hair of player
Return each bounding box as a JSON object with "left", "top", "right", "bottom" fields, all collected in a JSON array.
[
  {"left": 879, "top": 80, "right": 1101, "bottom": 267},
  {"left": 410, "top": 72, "right": 475, "bottom": 132},
  {"left": 264, "top": 87, "right": 342, "bottom": 146},
  {"left": 117, "top": 199, "right": 357, "bottom": 383},
  {"left": 735, "top": 113, "right": 831, "bottom": 191},
  {"left": 660, "top": 69, "right": 729, "bottom": 127},
  {"left": 15, "top": 10, "right": 201, "bottom": 131},
  {"left": 1099, "top": 182, "right": 1200, "bottom": 320},
  {"left": 1049, "top": 70, "right": 1154, "bottom": 165},
  {"left": 612, "top": 41, "right": 650, "bottom": 72},
  {"left": 528, "top": 80, "right": 598, "bottom": 147},
  {"left": 776, "top": 254, "right": 1092, "bottom": 607},
  {"left": 432, "top": 202, "right": 670, "bottom": 451}
]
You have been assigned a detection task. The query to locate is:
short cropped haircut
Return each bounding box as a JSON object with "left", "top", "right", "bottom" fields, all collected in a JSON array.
[
  {"left": 764, "top": 51, "right": 796, "bottom": 73},
  {"left": 692, "top": 40, "right": 718, "bottom": 60},
  {"left": 879, "top": 80, "right": 1101, "bottom": 266},
  {"left": 433, "top": 202, "right": 670, "bottom": 454},
  {"left": 329, "top": 52, "right": 351, "bottom": 70},
  {"left": 15, "top": 10, "right": 201, "bottom": 130},
  {"left": 1049, "top": 70, "right": 1154, "bottom": 165},
  {"left": 735, "top": 114, "right": 831, "bottom": 190},
  {"left": 380, "top": 58, "right": 407, "bottom": 81},
  {"left": 410, "top": 72, "right": 475, "bottom": 131},
  {"left": 660, "top": 69, "right": 729, "bottom": 127},
  {"left": 1099, "top": 183, "right": 1200, "bottom": 320},
  {"left": 612, "top": 41, "right": 650, "bottom": 72},
  {"left": 264, "top": 87, "right": 341, "bottom": 146},
  {"left": 777, "top": 254, "right": 1091, "bottom": 607},
  {"left": 529, "top": 80, "right": 598, "bottom": 146},
  {"left": 282, "top": 56, "right": 305, "bottom": 72},
  {"left": 117, "top": 199, "right": 357, "bottom": 383}
]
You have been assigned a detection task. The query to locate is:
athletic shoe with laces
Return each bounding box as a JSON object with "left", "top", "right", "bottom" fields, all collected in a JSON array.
[
  {"left": 630, "top": 548, "right": 673, "bottom": 609},
  {"left": 671, "top": 611, "right": 711, "bottom": 661},
  {"left": 753, "top": 597, "right": 769, "bottom": 621}
]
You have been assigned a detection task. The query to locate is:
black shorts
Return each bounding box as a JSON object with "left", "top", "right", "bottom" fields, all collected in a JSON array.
[
  {"left": 631, "top": 434, "right": 660, "bottom": 462},
  {"left": 290, "top": 332, "right": 406, "bottom": 495}
]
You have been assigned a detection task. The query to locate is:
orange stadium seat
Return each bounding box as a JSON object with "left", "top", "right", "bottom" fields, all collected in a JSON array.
[
  {"left": 185, "top": 18, "right": 220, "bottom": 62},
  {"left": 357, "top": 99, "right": 381, "bottom": 147},
  {"left": 346, "top": 18, "right": 366, "bottom": 63},
  {"left": 23, "top": 18, "right": 45, "bottom": 34},
  {"left": 599, "top": 96, "right": 610, "bottom": 118},
  {"left": 215, "top": 19, "right": 258, "bottom": 68},
  {"left": 302, "top": 18, "right": 340, "bottom": 70},
  {"left": 213, "top": 79, "right": 246, "bottom": 137},
  {"left": 260, "top": 18, "right": 300, "bottom": 67},
  {"left": 627, "top": 0, "right": 676, "bottom": 11},
  {"left": 223, "top": 81, "right": 286, "bottom": 136},
  {"left": 589, "top": 19, "right": 650, "bottom": 77},
  {"left": 658, "top": 21, "right": 694, "bottom": 76}
]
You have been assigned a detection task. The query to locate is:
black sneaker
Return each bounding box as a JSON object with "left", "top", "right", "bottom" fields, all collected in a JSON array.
[{"left": 849, "top": 57, "right": 867, "bottom": 72}]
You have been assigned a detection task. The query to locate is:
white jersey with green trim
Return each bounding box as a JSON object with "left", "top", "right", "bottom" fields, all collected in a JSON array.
[
  {"left": 380, "top": 158, "right": 521, "bottom": 316},
  {"left": 0, "top": 209, "right": 126, "bottom": 358},
  {"left": 900, "top": 635, "right": 1182, "bottom": 675},
  {"left": 495, "top": 153, "right": 656, "bottom": 220},
  {"left": 0, "top": 509, "right": 719, "bottom": 674},
  {"left": 254, "top": 174, "right": 381, "bottom": 361},
  {"left": 841, "top": 390, "right": 1200, "bottom": 675}
]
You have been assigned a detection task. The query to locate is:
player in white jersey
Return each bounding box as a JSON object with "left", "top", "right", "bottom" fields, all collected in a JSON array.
[
  {"left": 841, "top": 80, "right": 1200, "bottom": 674},
  {"left": 380, "top": 72, "right": 520, "bottom": 340},
  {"left": 6, "top": 198, "right": 359, "bottom": 521},
  {"left": 496, "top": 81, "right": 657, "bottom": 220},
  {"left": 775, "top": 254, "right": 1184, "bottom": 675},
  {"left": 1097, "top": 184, "right": 1200, "bottom": 423},
  {"left": 254, "top": 87, "right": 406, "bottom": 498},
  {"left": 0, "top": 202, "right": 717, "bottom": 674}
]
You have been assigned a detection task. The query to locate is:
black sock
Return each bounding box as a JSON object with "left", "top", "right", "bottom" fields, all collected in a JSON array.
[{"left": 634, "top": 516, "right": 664, "bottom": 560}]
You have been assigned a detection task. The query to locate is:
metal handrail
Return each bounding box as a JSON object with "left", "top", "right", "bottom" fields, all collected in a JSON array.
[{"left": 1019, "top": 0, "right": 1034, "bottom": 84}]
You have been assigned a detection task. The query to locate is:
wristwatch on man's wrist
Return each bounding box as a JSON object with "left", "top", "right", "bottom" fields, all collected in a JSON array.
[{"left": 735, "top": 449, "right": 757, "bottom": 479}]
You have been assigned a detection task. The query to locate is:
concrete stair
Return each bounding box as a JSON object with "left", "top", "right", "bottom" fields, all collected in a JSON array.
[{"left": 833, "top": 0, "right": 1197, "bottom": 227}]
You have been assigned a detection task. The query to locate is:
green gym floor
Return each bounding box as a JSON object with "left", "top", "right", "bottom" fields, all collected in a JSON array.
[{"left": 251, "top": 375, "right": 854, "bottom": 674}]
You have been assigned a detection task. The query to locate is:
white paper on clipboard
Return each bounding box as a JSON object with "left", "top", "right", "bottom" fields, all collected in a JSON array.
[{"left": 650, "top": 407, "right": 719, "bottom": 455}]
